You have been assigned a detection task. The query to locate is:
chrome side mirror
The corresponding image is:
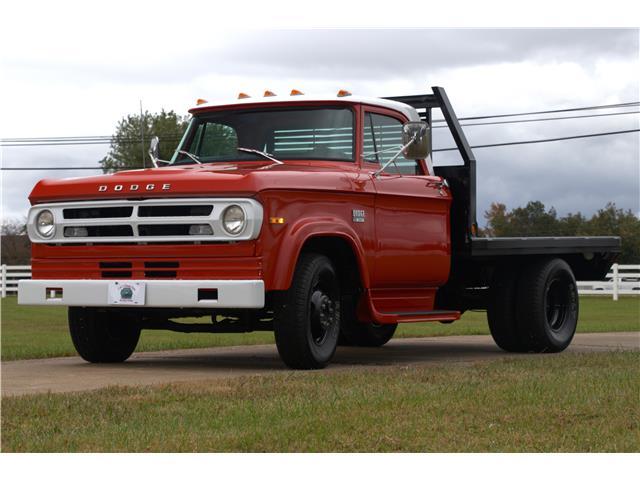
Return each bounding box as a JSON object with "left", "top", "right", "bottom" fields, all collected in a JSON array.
[
  {"left": 148, "top": 136, "right": 160, "bottom": 167},
  {"left": 402, "top": 121, "right": 431, "bottom": 160}
]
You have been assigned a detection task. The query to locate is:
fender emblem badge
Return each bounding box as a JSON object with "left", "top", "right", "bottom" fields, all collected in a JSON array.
[{"left": 352, "top": 209, "right": 366, "bottom": 223}]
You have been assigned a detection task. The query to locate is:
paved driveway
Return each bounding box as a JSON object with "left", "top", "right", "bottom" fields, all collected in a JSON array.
[{"left": 2, "top": 332, "right": 638, "bottom": 396}]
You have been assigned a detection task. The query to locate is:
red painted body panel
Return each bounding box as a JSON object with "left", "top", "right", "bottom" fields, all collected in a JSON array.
[
  {"left": 257, "top": 185, "right": 376, "bottom": 291},
  {"left": 28, "top": 162, "right": 362, "bottom": 205},
  {"left": 31, "top": 243, "right": 261, "bottom": 281},
  {"left": 28, "top": 100, "right": 456, "bottom": 323}
]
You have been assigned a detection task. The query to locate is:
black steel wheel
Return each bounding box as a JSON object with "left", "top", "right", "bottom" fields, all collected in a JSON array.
[
  {"left": 274, "top": 253, "right": 341, "bottom": 369},
  {"left": 516, "top": 258, "right": 579, "bottom": 352},
  {"left": 68, "top": 307, "right": 141, "bottom": 363}
]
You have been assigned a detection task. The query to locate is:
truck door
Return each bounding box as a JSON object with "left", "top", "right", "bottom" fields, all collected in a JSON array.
[{"left": 363, "top": 110, "right": 451, "bottom": 311}]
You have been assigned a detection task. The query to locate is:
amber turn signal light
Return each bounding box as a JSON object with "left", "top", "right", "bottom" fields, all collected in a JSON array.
[
  {"left": 269, "top": 217, "right": 286, "bottom": 224},
  {"left": 238, "top": 92, "right": 251, "bottom": 99},
  {"left": 196, "top": 98, "right": 208, "bottom": 105},
  {"left": 337, "top": 89, "right": 352, "bottom": 97},
  {"left": 290, "top": 89, "right": 304, "bottom": 96},
  {"left": 264, "top": 90, "right": 277, "bottom": 97}
]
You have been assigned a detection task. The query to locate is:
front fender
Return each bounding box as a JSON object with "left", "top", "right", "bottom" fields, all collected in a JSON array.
[{"left": 264, "top": 217, "right": 371, "bottom": 292}]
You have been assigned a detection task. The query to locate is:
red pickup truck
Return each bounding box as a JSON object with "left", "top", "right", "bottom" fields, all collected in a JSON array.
[{"left": 18, "top": 87, "right": 620, "bottom": 369}]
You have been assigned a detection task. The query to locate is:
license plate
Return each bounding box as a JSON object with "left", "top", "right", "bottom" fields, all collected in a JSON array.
[{"left": 108, "top": 281, "right": 146, "bottom": 305}]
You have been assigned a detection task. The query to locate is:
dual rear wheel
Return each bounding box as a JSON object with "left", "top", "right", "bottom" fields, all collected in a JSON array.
[{"left": 488, "top": 258, "right": 578, "bottom": 353}]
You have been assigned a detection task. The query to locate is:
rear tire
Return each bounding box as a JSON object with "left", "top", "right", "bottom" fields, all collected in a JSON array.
[
  {"left": 274, "top": 253, "right": 341, "bottom": 369},
  {"left": 338, "top": 291, "right": 397, "bottom": 347},
  {"left": 68, "top": 307, "right": 141, "bottom": 363},
  {"left": 516, "top": 258, "right": 578, "bottom": 352},
  {"left": 340, "top": 298, "right": 397, "bottom": 347},
  {"left": 488, "top": 266, "right": 527, "bottom": 352}
]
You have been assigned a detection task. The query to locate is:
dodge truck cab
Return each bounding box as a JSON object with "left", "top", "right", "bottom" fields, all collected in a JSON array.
[{"left": 18, "top": 87, "right": 620, "bottom": 369}]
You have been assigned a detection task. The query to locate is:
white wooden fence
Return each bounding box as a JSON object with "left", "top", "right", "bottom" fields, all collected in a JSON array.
[
  {"left": 1, "top": 263, "right": 639, "bottom": 300},
  {"left": 577, "top": 264, "right": 640, "bottom": 301},
  {"left": 1, "top": 264, "right": 32, "bottom": 298}
]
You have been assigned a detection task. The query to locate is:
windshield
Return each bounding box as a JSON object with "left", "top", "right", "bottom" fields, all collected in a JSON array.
[{"left": 170, "top": 107, "right": 354, "bottom": 165}]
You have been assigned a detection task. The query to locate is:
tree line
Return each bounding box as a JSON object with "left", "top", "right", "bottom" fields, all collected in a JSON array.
[{"left": 482, "top": 201, "right": 639, "bottom": 263}]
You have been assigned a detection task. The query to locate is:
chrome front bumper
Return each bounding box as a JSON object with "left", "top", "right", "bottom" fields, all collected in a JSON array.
[{"left": 18, "top": 279, "right": 265, "bottom": 309}]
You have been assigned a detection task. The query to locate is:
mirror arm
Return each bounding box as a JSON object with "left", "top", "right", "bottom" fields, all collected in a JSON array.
[
  {"left": 148, "top": 151, "right": 159, "bottom": 168},
  {"left": 373, "top": 135, "right": 416, "bottom": 178}
]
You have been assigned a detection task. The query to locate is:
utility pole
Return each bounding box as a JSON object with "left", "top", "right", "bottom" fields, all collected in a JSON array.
[{"left": 140, "top": 100, "right": 145, "bottom": 169}]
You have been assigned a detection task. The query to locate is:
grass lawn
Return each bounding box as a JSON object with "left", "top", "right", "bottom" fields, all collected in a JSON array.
[
  {"left": 1, "top": 296, "right": 638, "bottom": 361},
  {"left": 2, "top": 351, "right": 638, "bottom": 452}
]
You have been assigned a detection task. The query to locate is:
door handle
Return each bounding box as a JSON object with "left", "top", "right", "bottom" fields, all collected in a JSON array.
[{"left": 426, "top": 179, "right": 448, "bottom": 196}]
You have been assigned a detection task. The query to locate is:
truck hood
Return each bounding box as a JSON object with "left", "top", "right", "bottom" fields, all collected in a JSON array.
[{"left": 28, "top": 162, "right": 363, "bottom": 204}]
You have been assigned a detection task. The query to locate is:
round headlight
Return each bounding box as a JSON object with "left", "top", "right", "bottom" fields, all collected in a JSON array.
[
  {"left": 222, "top": 205, "right": 246, "bottom": 236},
  {"left": 36, "top": 210, "right": 55, "bottom": 238}
]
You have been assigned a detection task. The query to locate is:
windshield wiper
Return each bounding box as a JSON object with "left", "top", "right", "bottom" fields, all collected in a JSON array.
[
  {"left": 238, "top": 147, "right": 283, "bottom": 165},
  {"left": 178, "top": 150, "right": 202, "bottom": 164}
]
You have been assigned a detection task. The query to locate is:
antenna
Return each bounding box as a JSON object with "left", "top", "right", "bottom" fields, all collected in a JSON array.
[{"left": 140, "top": 100, "right": 145, "bottom": 169}]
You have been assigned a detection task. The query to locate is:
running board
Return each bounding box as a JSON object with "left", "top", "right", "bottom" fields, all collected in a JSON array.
[
  {"left": 361, "top": 294, "right": 461, "bottom": 324},
  {"left": 382, "top": 310, "right": 461, "bottom": 324}
]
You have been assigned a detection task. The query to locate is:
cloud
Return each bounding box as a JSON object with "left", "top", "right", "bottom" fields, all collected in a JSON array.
[{"left": 1, "top": 28, "right": 639, "bottom": 222}]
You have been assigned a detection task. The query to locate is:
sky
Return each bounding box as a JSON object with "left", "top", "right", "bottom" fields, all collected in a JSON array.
[{"left": 1, "top": 7, "right": 639, "bottom": 225}]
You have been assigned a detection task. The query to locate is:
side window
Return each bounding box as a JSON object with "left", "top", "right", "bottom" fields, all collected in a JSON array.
[
  {"left": 190, "top": 123, "right": 237, "bottom": 157},
  {"left": 363, "top": 112, "right": 422, "bottom": 175}
]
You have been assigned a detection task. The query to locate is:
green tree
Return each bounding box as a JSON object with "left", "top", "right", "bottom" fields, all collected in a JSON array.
[
  {"left": 508, "top": 201, "right": 559, "bottom": 236},
  {"left": 100, "top": 110, "right": 189, "bottom": 173},
  {"left": 483, "top": 200, "right": 640, "bottom": 263},
  {"left": 585, "top": 203, "right": 640, "bottom": 264},
  {"left": 483, "top": 202, "right": 509, "bottom": 237},
  {"left": 557, "top": 212, "right": 588, "bottom": 236},
  {"left": 1, "top": 218, "right": 29, "bottom": 265},
  {"left": 484, "top": 201, "right": 559, "bottom": 237}
]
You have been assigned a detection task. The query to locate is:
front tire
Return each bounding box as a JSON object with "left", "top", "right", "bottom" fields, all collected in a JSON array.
[
  {"left": 68, "top": 307, "right": 141, "bottom": 363},
  {"left": 516, "top": 258, "right": 579, "bottom": 352},
  {"left": 274, "top": 253, "right": 341, "bottom": 369}
]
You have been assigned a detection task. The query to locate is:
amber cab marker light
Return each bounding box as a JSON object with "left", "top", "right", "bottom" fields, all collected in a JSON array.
[
  {"left": 269, "top": 217, "right": 286, "bottom": 225},
  {"left": 290, "top": 89, "right": 304, "bottom": 96},
  {"left": 337, "top": 89, "right": 352, "bottom": 97},
  {"left": 196, "top": 98, "right": 208, "bottom": 105},
  {"left": 264, "top": 90, "right": 277, "bottom": 97},
  {"left": 237, "top": 92, "right": 251, "bottom": 99}
]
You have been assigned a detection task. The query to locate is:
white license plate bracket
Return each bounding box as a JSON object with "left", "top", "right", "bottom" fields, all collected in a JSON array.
[{"left": 108, "top": 281, "right": 146, "bottom": 305}]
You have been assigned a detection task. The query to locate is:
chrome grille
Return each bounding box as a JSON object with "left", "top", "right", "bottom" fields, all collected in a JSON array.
[{"left": 27, "top": 198, "right": 263, "bottom": 244}]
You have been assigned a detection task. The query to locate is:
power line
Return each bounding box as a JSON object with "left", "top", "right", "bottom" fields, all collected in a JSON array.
[
  {"left": 431, "top": 100, "right": 640, "bottom": 123},
  {"left": 1, "top": 166, "right": 116, "bottom": 171},
  {"left": 2, "top": 128, "right": 638, "bottom": 171},
  {"left": 1, "top": 136, "right": 182, "bottom": 147},
  {"left": 432, "top": 128, "right": 640, "bottom": 152},
  {"left": 1, "top": 135, "right": 182, "bottom": 142},
  {"left": 4, "top": 110, "right": 638, "bottom": 145},
  {"left": 3, "top": 100, "right": 639, "bottom": 146},
  {"left": 433, "top": 110, "right": 640, "bottom": 129}
]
